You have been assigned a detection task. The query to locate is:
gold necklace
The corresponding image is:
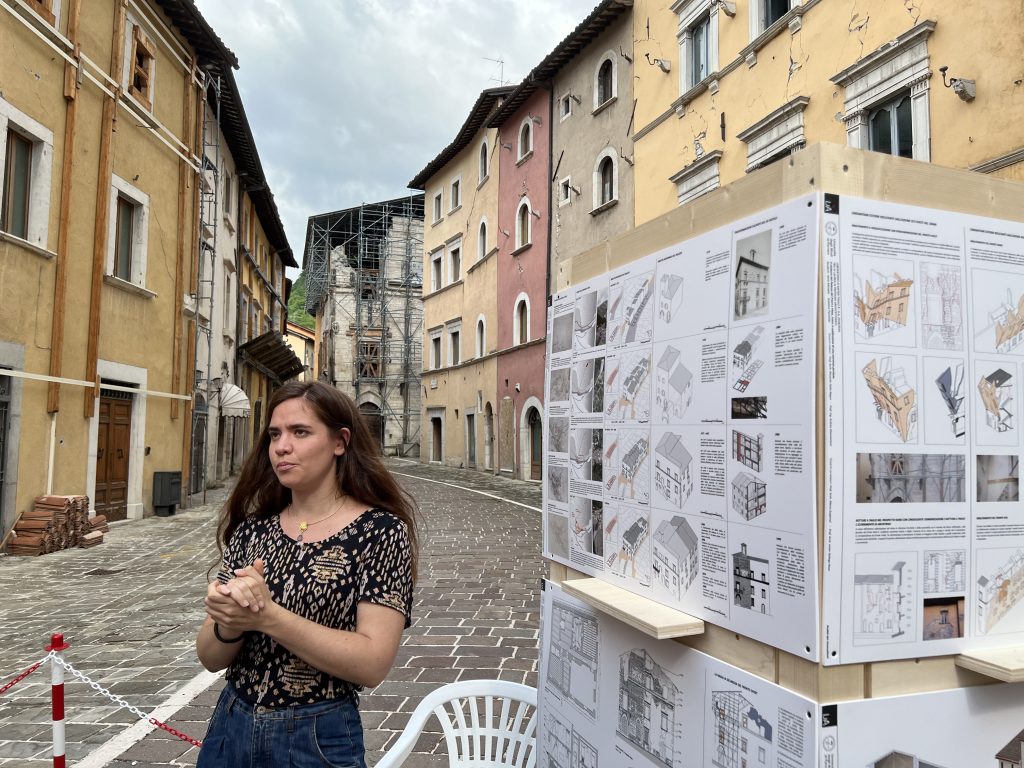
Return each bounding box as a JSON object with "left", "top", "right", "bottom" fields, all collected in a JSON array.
[{"left": 290, "top": 497, "right": 346, "bottom": 548}]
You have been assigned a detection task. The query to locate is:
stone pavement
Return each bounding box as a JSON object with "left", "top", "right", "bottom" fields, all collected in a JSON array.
[{"left": 0, "top": 461, "right": 544, "bottom": 767}]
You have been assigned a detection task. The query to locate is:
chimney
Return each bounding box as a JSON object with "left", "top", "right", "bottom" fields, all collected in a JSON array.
[{"left": 741, "top": 543, "right": 747, "bottom": 556}]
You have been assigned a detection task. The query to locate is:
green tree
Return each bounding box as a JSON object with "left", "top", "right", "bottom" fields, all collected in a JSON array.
[{"left": 288, "top": 271, "right": 316, "bottom": 330}]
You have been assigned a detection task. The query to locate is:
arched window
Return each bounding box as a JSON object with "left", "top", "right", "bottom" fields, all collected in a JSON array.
[
  {"left": 516, "top": 199, "right": 532, "bottom": 249},
  {"left": 476, "top": 315, "right": 486, "bottom": 358},
  {"left": 518, "top": 119, "right": 533, "bottom": 160},
  {"left": 513, "top": 292, "right": 530, "bottom": 346},
  {"left": 596, "top": 56, "right": 615, "bottom": 107},
  {"left": 479, "top": 141, "right": 488, "bottom": 182},
  {"left": 593, "top": 150, "right": 617, "bottom": 209},
  {"left": 478, "top": 219, "right": 488, "bottom": 260}
]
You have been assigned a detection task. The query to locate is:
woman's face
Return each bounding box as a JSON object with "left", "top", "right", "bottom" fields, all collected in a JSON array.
[{"left": 267, "top": 397, "right": 348, "bottom": 495}]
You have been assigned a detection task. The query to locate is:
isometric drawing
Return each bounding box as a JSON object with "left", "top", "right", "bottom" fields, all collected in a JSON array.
[
  {"left": 658, "top": 273, "right": 684, "bottom": 325},
  {"left": 617, "top": 648, "right": 684, "bottom": 768},
  {"left": 977, "top": 548, "right": 1024, "bottom": 635},
  {"left": 853, "top": 556, "right": 912, "bottom": 642},
  {"left": 570, "top": 428, "right": 602, "bottom": 483},
  {"left": 854, "top": 269, "right": 913, "bottom": 340},
  {"left": 856, "top": 453, "right": 966, "bottom": 503},
  {"left": 573, "top": 288, "right": 608, "bottom": 349},
  {"left": 541, "top": 707, "right": 598, "bottom": 768},
  {"left": 978, "top": 368, "right": 1014, "bottom": 433},
  {"left": 991, "top": 290, "right": 1024, "bottom": 353},
  {"left": 995, "top": 726, "right": 1024, "bottom": 768},
  {"left": 548, "top": 466, "right": 568, "bottom": 504},
  {"left": 655, "top": 346, "right": 693, "bottom": 423},
  {"left": 923, "top": 550, "right": 966, "bottom": 594},
  {"left": 732, "top": 326, "right": 766, "bottom": 393},
  {"left": 654, "top": 432, "right": 693, "bottom": 510},
  {"left": 606, "top": 351, "right": 652, "bottom": 422},
  {"left": 546, "top": 598, "right": 600, "bottom": 717},
  {"left": 862, "top": 357, "right": 918, "bottom": 442},
  {"left": 733, "top": 231, "right": 771, "bottom": 321},
  {"left": 605, "top": 430, "right": 651, "bottom": 504},
  {"left": 710, "top": 691, "right": 773, "bottom": 768},
  {"left": 977, "top": 455, "right": 1019, "bottom": 502},
  {"left": 571, "top": 357, "right": 605, "bottom": 417},
  {"left": 571, "top": 497, "right": 604, "bottom": 560},
  {"left": 868, "top": 751, "right": 948, "bottom": 768},
  {"left": 605, "top": 506, "right": 652, "bottom": 585},
  {"left": 733, "top": 543, "right": 770, "bottom": 614},
  {"left": 922, "top": 597, "right": 965, "bottom": 641},
  {"left": 548, "top": 416, "right": 569, "bottom": 453},
  {"left": 920, "top": 263, "right": 963, "bottom": 350},
  {"left": 732, "top": 396, "right": 767, "bottom": 419},
  {"left": 652, "top": 515, "right": 699, "bottom": 601},
  {"left": 609, "top": 272, "right": 655, "bottom": 346},
  {"left": 549, "top": 367, "right": 571, "bottom": 402},
  {"left": 731, "top": 472, "right": 767, "bottom": 521},
  {"left": 732, "top": 430, "right": 764, "bottom": 472},
  {"left": 935, "top": 364, "right": 966, "bottom": 439}
]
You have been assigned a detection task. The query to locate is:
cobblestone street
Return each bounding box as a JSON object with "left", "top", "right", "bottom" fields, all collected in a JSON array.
[{"left": 0, "top": 461, "right": 543, "bottom": 767}]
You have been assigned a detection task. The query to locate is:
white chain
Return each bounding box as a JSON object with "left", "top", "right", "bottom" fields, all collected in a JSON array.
[{"left": 51, "top": 655, "right": 149, "bottom": 721}]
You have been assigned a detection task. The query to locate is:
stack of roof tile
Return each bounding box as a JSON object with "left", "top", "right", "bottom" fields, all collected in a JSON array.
[{"left": 8, "top": 495, "right": 95, "bottom": 556}]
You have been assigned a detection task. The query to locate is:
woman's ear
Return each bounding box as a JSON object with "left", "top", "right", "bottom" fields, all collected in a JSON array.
[{"left": 335, "top": 428, "right": 351, "bottom": 456}]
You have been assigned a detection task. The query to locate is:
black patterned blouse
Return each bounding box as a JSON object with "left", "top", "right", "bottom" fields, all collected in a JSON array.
[{"left": 217, "top": 508, "right": 413, "bottom": 707}]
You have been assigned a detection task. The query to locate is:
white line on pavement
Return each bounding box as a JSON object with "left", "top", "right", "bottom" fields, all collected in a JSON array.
[
  {"left": 391, "top": 471, "right": 542, "bottom": 513},
  {"left": 75, "top": 668, "right": 223, "bottom": 768}
]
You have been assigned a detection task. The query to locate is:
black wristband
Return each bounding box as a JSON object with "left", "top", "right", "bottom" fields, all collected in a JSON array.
[{"left": 213, "top": 623, "right": 245, "bottom": 643}]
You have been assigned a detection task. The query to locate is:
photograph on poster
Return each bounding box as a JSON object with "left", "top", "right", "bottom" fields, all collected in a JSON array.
[
  {"left": 605, "top": 350, "right": 652, "bottom": 423},
  {"left": 852, "top": 552, "right": 915, "bottom": 645},
  {"left": 733, "top": 230, "right": 772, "bottom": 321},
  {"left": 547, "top": 513, "right": 570, "bottom": 560},
  {"left": 976, "top": 364, "right": 1015, "bottom": 441},
  {"left": 652, "top": 514, "right": 700, "bottom": 602},
  {"left": 572, "top": 357, "right": 606, "bottom": 417},
  {"left": 652, "top": 431, "right": 694, "bottom": 510},
  {"left": 922, "top": 596, "right": 965, "bottom": 641},
  {"left": 548, "top": 465, "right": 569, "bottom": 504},
  {"left": 550, "top": 367, "right": 571, "bottom": 402},
  {"left": 857, "top": 353, "right": 919, "bottom": 444},
  {"left": 605, "top": 429, "right": 651, "bottom": 504},
  {"left": 977, "top": 454, "right": 1019, "bottom": 502},
  {"left": 549, "top": 416, "right": 569, "bottom": 453},
  {"left": 853, "top": 258, "right": 915, "bottom": 344},
  {"left": 570, "top": 428, "right": 603, "bottom": 482},
  {"left": 922, "top": 357, "right": 966, "bottom": 444},
  {"left": 976, "top": 547, "right": 1024, "bottom": 635},
  {"left": 923, "top": 549, "right": 966, "bottom": 594},
  {"left": 731, "top": 396, "right": 767, "bottom": 419},
  {"left": 657, "top": 272, "right": 684, "bottom": 326},
  {"left": 970, "top": 268, "right": 1024, "bottom": 355},
  {"left": 552, "top": 312, "right": 574, "bottom": 354},
  {"left": 571, "top": 497, "right": 604, "bottom": 559},
  {"left": 546, "top": 596, "right": 600, "bottom": 718},
  {"left": 574, "top": 287, "right": 608, "bottom": 350},
  {"left": 920, "top": 262, "right": 963, "bottom": 351},
  {"left": 855, "top": 453, "right": 966, "bottom": 503},
  {"left": 604, "top": 504, "right": 652, "bottom": 585},
  {"left": 609, "top": 271, "right": 655, "bottom": 347},
  {"left": 616, "top": 648, "right": 684, "bottom": 768}
]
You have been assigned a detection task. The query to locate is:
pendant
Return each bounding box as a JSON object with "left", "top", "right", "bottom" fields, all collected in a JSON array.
[{"left": 299, "top": 522, "right": 308, "bottom": 532}]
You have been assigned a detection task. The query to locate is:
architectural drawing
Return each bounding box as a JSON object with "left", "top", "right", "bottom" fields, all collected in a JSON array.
[
  {"left": 922, "top": 597, "right": 964, "bottom": 641},
  {"left": 734, "top": 231, "right": 771, "bottom": 320},
  {"left": 605, "top": 506, "right": 652, "bottom": 584},
  {"left": 571, "top": 357, "right": 605, "bottom": 416},
  {"left": 853, "top": 557, "right": 911, "bottom": 642},
  {"left": 606, "top": 430, "right": 650, "bottom": 503},
  {"left": 617, "top": 649, "right": 684, "bottom": 768},
  {"left": 868, "top": 751, "right": 948, "bottom": 768},
  {"left": 978, "top": 368, "right": 1014, "bottom": 433},
  {"left": 551, "top": 312, "right": 573, "bottom": 354},
  {"left": 652, "top": 515, "right": 699, "bottom": 601},
  {"left": 570, "top": 429, "right": 602, "bottom": 482},
  {"left": 574, "top": 288, "right": 607, "bottom": 349},
  {"left": 548, "top": 466, "right": 568, "bottom": 504},
  {"left": 733, "top": 543, "right": 770, "bottom": 614},
  {"left": 609, "top": 273, "right": 654, "bottom": 345},
  {"left": 606, "top": 351, "right": 651, "bottom": 422},
  {"left": 711, "top": 691, "right": 773, "bottom": 768},
  {"left": 548, "top": 416, "right": 569, "bottom": 453},
  {"left": 546, "top": 599, "right": 600, "bottom": 717},
  {"left": 732, "top": 326, "right": 766, "bottom": 392},
  {"left": 977, "top": 454, "right": 1019, "bottom": 502},
  {"left": 542, "top": 708, "right": 598, "bottom": 768},
  {"left": 549, "top": 367, "right": 571, "bottom": 402},
  {"left": 920, "top": 263, "right": 962, "bottom": 350},
  {"left": 732, "top": 472, "right": 767, "bottom": 520},
  {"left": 732, "top": 430, "right": 764, "bottom": 472},
  {"left": 935, "top": 364, "right": 966, "bottom": 438},
  {"left": 995, "top": 727, "right": 1024, "bottom": 768},
  {"left": 862, "top": 357, "right": 918, "bottom": 442},
  {"left": 658, "top": 273, "right": 683, "bottom": 325},
  {"left": 992, "top": 290, "right": 1024, "bottom": 353},
  {"left": 856, "top": 453, "right": 966, "bottom": 503},
  {"left": 977, "top": 549, "right": 1024, "bottom": 635},
  {"left": 571, "top": 498, "right": 604, "bottom": 559},
  {"left": 855, "top": 269, "right": 913, "bottom": 339},
  {"left": 923, "top": 550, "right": 966, "bottom": 594},
  {"left": 654, "top": 432, "right": 693, "bottom": 509},
  {"left": 655, "top": 346, "right": 692, "bottom": 423}
]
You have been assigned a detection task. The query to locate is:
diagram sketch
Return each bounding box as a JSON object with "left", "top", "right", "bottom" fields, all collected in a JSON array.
[
  {"left": 935, "top": 364, "right": 966, "bottom": 438},
  {"left": 977, "top": 548, "right": 1024, "bottom": 634},
  {"left": 732, "top": 326, "right": 765, "bottom": 393},
  {"left": 853, "top": 554, "right": 913, "bottom": 643},
  {"left": 655, "top": 346, "right": 693, "bottom": 423},
  {"left": 923, "top": 550, "right": 966, "bottom": 594},
  {"left": 922, "top": 597, "right": 965, "bottom": 641},
  {"left": 732, "top": 430, "right": 764, "bottom": 472},
  {"left": 991, "top": 291, "right": 1024, "bottom": 353},
  {"left": 978, "top": 368, "right": 1014, "bottom": 433},
  {"left": 862, "top": 357, "right": 918, "bottom": 442},
  {"left": 733, "top": 543, "right": 770, "bottom": 614},
  {"left": 547, "top": 599, "right": 600, "bottom": 717},
  {"left": 652, "top": 516, "right": 699, "bottom": 601},
  {"left": 854, "top": 269, "right": 913, "bottom": 340},
  {"left": 574, "top": 288, "right": 608, "bottom": 349},
  {"left": 571, "top": 358, "right": 605, "bottom": 417},
  {"left": 605, "top": 430, "right": 651, "bottom": 504},
  {"left": 654, "top": 432, "right": 694, "bottom": 510},
  {"left": 571, "top": 498, "right": 604, "bottom": 559},
  {"left": 658, "top": 273, "right": 684, "bottom": 325},
  {"left": 570, "top": 429, "right": 602, "bottom": 482},
  {"left": 541, "top": 707, "right": 598, "bottom": 768},
  {"left": 856, "top": 453, "right": 966, "bottom": 503},
  {"left": 605, "top": 351, "right": 652, "bottom": 422},
  {"left": 733, "top": 230, "right": 771, "bottom": 320},
  {"left": 710, "top": 691, "right": 773, "bottom": 768},
  {"left": 548, "top": 416, "right": 569, "bottom": 454},
  {"left": 732, "top": 472, "right": 767, "bottom": 520},
  {"left": 920, "top": 263, "right": 963, "bottom": 350},
  {"left": 617, "top": 649, "right": 684, "bottom": 768},
  {"left": 868, "top": 751, "right": 948, "bottom": 768},
  {"left": 605, "top": 506, "right": 652, "bottom": 585},
  {"left": 549, "top": 367, "right": 571, "bottom": 402},
  {"left": 609, "top": 272, "right": 655, "bottom": 346},
  {"left": 996, "top": 727, "right": 1024, "bottom": 768},
  {"left": 548, "top": 466, "right": 568, "bottom": 504},
  {"left": 977, "top": 454, "right": 1019, "bottom": 502}
]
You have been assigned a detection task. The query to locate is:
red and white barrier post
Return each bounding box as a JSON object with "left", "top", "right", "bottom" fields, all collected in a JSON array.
[{"left": 46, "top": 633, "right": 70, "bottom": 768}]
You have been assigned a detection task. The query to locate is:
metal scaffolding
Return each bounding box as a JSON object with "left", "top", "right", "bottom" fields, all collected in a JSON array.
[{"left": 303, "top": 195, "right": 425, "bottom": 457}]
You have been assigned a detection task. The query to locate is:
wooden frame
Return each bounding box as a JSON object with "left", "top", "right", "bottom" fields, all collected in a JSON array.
[
  {"left": 24, "top": 0, "right": 55, "bottom": 25},
  {"left": 129, "top": 25, "right": 156, "bottom": 110}
]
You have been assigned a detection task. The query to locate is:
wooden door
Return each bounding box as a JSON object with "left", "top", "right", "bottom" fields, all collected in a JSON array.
[
  {"left": 529, "top": 408, "right": 542, "bottom": 480},
  {"left": 96, "top": 394, "right": 131, "bottom": 521}
]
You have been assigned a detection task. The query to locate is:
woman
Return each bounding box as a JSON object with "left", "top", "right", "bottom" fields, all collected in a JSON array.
[{"left": 196, "top": 381, "right": 419, "bottom": 768}]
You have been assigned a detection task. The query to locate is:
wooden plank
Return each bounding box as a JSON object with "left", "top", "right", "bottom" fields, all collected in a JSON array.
[
  {"left": 868, "top": 656, "right": 995, "bottom": 698},
  {"left": 560, "top": 576, "right": 704, "bottom": 640},
  {"left": 955, "top": 647, "right": 1024, "bottom": 683}
]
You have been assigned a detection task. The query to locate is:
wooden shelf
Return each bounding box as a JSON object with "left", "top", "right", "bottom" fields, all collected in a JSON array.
[
  {"left": 560, "top": 577, "right": 705, "bottom": 640},
  {"left": 955, "top": 647, "right": 1024, "bottom": 683}
]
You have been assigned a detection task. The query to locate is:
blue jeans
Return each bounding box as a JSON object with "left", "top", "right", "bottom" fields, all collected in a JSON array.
[{"left": 197, "top": 683, "right": 366, "bottom": 768}]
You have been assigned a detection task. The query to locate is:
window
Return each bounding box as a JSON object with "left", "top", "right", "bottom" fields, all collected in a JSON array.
[
  {"left": 736, "top": 96, "right": 809, "bottom": 171},
  {"left": 677, "top": 0, "right": 718, "bottom": 92},
  {"left": 105, "top": 174, "right": 149, "bottom": 287},
  {"left": 448, "top": 242, "right": 462, "bottom": 283},
  {"left": 223, "top": 168, "right": 232, "bottom": 217},
  {"left": 431, "top": 249, "right": 443, "bottom": 292},
  {"left": 240, "top": 294, "right": 249, "bottom": 341},
  {"left": 2, "top": 130, "right": 31, "bottom": 240},
  {"left": 0, "top": 99, "right": 54, "bottom": 248},
  {"left": 450, "top": 177, "right": 461, "bottom": 211},
  {"left": 518, "top": 119, "right": 533, "bottom": 161},
  {"left": 358, "top": 340, "right": 381, "bottom": 379},
  {"left": 476, "top": 316, "right": 486, "bottom": 357},
  {"left": 592, "top": 150, "right": 618, "bottom": 210},
  {"left": 515, "top": 295, "right": 530, "bottom": 345},
  {"left": 595, "top": 55, "right": 616, "bottom": 108},
  {"left": 762, "top": 0, "right": 789, "bottom": 31},
  {"left": 869, "top": 94, "right": 913, "bottom": 158},
  {"left": 223, "top": 273, "right": 232, "bottom": 331},
  {"left": 479, "top": 141, "right": 488, "bottom": 183},
  {"left": 449, "top": 328, "right": 460, "bottom": 366},
  {"left": 429, "top": 329, "right": 442, "bottom": 370},
  {"left": 558, "top": 176, "right": 574, "bottom": 207},
  {"left": 515, "top": 199, "right": 532, "bottom": 249},
  {"left": 600, "top": 158, "right": 614, "bottom": 203},
  {"left": 559, "top": 93, "right": 573, "bottom": 120},
  {"left": 113, "top": 195, "right": 135, "bottom": 281},
  {"left": 669, "top": 150, "right": 722, "bottom": 206},
  {"left": 432, "top": 191, "right": 442, "bottom": 223},
  {"left": 128, "top": 24, "right": 157, "bottom": 109},
  {"left": 478, "top": 219, "right": 488, "bottom": 260}
]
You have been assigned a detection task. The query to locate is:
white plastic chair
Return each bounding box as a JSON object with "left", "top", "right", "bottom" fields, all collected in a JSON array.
[{"left": 374, "top": 679, "right": 537, "bottom": 768}]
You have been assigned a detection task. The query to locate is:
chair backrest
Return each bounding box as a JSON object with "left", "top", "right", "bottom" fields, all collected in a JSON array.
[{"left": 374, "top": 679, "right": 537, "bottom": 768}]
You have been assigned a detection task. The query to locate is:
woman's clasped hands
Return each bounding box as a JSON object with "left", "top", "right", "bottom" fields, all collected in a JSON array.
[{"left": 204, "top": 558, "right": 275, "bottom": 635}]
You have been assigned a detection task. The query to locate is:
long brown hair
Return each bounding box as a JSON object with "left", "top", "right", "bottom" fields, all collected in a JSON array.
[{"left": 217, "top": 381, "right": 420, "bottom": 579}]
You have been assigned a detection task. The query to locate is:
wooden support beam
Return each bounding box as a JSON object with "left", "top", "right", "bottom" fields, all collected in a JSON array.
[
  {"left": 560, "top": 576, "right": 704, "bottom": 640},
  {"left": 956, "top": 647, "right": 1024, "bottom": 683}
]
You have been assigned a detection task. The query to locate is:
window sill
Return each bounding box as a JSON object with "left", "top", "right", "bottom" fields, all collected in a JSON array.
[
  {"left": 589, "top": 199, "right": 619, "bottom": 217},
  {"left": 741, "top": 4, "right": 810, "bottom": 67},
  {"left": 448, "top": 204, "right": 462, "bottom": 216},
  {"left": 592, "top": 96, "right": 618, "bottom": 117},
  {"left": 510, "top": 242, "right": 533, "bottom": 256},
  {"left": 104, "top": 274, "right": 156, "bottom": 299},
  {"left": 424, "top": 279, "right": 464, "bottom": 300},
  {"left": 0, "top": 230, "right": 56, "bottom": 260},
  {"left": 431, "top": 217, "right": 444, "bottom": 228},
  {"left": 467, "top": 247, "right": 498, "bottom": 275},
  {"left": 515, "top": 150, "right": 534, "bottom": 167},
  {"left": 477, "top": 174, "right": 489, "bottom": 190}
]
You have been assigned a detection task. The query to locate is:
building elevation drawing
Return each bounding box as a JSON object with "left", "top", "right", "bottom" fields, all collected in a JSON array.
[
  {"left": 733, "top": 544, "right": 770, "bottom": 614},
  {"left": 995, "top": 726, "right": 1024, "bottom": 768},
  {"left": 853, "top": 560, "right": 909, "bottom": 641},
  {"left": 920, "top": 263, "right": 962, "bottom": 350},
  {"left": 862, "top": 357, "right": 918, "bottom": 442},
  {"left": 617, "top": 649, "right": 684, "bottom": 768},
  {"left": 978, "top": 368, "right": 1014, "bottom": 433},
  {"left": 935, "top": 364, "right": 966, "bottom": 438},
  {"left": 711, "top": 691, "right": 773, "bottom": 768},
  {"left": 859, "top": 453, "right": 966, "bottom": 503},
  {"left": 733, "top": 430, "right": 764, "bottom": 472},
  {"left": 977, "top": 549, "right": 1024, "bottom": 635},
  {"left": 654, "top": 432, "right": 693, "bottom": 509},
  {"left": 732, "top": 325, "right": 765, "bottom": 393},
  {"left": 658, "top": 273, "right": 683, "bottom": 324},
  {"left": 656, "top": 346, "right": 692, "bottom": 423},
  {"left": 923, "top": 550, "right": 966, "bottom": 594},
  {"left": 610, "top": 274, "right": 654, "bottom": 345},
  {"left": 652, "top": 515, "right": 699, "bottom": 601},
  {"left": 854, "top": 270, "right": 913, "bottom": 339},
  {"left": 546, "top": 599, "right": 600, "bottom": 717},
  {"left": 542, "top": 709, "right": 598, "bottom": 768},
  {"left": 732, "top": 472, "right": 767, "bottom": 520},
  {"left": 869, "top": 751, "right": 947, "bottom": 768}
]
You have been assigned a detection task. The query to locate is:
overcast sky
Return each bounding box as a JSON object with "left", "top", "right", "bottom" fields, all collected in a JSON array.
[{"left": 192, "top": 0, "right": 598, "bottom": 275}]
